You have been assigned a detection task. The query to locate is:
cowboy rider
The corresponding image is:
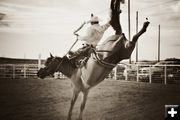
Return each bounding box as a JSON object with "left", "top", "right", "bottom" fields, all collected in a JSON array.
[
  {"left": 79, "top": 14, "right": 110, "bottom": 47},
  {"left": 69, "top": 14, "right": 110, "bottom": 66}
]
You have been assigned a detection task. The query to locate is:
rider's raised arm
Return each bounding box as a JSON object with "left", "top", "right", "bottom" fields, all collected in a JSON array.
[
  {"left": 78, "top": 27, "right": 95, "bottom": 44},
  {"left": 73, "top": 22, "right": 86, "bottom": 36},
  {"left": 100, "top": 21, "right": 110, "bottom": 32}
]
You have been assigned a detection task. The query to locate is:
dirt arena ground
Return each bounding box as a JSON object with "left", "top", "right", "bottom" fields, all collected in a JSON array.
[{"left": 0, "top": 78, "right": 180, "bottom": 120}]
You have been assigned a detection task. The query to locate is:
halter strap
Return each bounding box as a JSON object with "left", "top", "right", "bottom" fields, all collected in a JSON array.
[{"left": 54, "top": 57, "right": 65, "bottom": 72}]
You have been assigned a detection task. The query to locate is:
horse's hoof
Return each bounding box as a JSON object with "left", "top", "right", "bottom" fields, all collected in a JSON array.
[
  {"left": 143, "top": 21, "right": 150, "bottom": 29},
  {"left": 142, "top": 21, "right": 150, "bottom": 33}
]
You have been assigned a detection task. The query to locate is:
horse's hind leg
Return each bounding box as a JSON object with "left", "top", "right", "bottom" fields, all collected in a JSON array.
[
  {"left": 132, "top": 21, "right": 150, "bottom": 44},
  {"left": 67, "top": 88, "right": 80, "bottom": 120},
  {"left": 78, "top": 90, "right": 89, "bottom": 120}
]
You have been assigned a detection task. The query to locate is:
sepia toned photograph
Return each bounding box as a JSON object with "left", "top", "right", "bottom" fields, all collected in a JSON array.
[{"left": 0, "top": 0, "right": 180, "bottom": 120}]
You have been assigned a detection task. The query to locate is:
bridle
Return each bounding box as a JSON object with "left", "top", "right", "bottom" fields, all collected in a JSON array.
[{"left": 53, "top": 57, "right": 66, "bottom": 73}]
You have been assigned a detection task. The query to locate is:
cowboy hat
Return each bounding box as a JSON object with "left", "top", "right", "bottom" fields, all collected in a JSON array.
[{"left": 86, "top": 14, "right": 101, "bottom": 24}]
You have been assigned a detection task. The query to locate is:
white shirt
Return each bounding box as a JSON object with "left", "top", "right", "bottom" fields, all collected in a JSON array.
[{"left": 79, "top": 23, "right": 110, "bottom": 47}]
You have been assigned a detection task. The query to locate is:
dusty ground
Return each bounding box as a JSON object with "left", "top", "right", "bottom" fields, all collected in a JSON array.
[{"left": 0, "top": 78, "right": 180, "bottom": 120}]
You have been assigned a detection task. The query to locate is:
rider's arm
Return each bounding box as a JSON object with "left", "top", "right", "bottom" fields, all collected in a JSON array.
[
  {"left": 79, "top": 28, "right": 95, "bottom": 43},
  {"left": 73, "top": 22, "right": 86, "bottom": 36},
  {"left": 100, "top": 22, "right": 110, "bottom": 32}
]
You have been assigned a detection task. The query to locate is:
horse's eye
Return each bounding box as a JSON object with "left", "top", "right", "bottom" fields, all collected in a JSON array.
[{"left": 45, "top": 62, "right": 48, "bottom": 66}]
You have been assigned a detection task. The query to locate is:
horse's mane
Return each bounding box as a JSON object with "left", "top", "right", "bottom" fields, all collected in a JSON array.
[{"left": 58, "top": 56, "right": 77, "bottom": 78}]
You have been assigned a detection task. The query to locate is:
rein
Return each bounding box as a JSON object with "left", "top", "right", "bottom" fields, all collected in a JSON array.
[
  {"left": 55, "top": 48, "right": 116, "bottom": 72},
  {"left": 54, "top": 23, "right": 86, "bottom": 73}
]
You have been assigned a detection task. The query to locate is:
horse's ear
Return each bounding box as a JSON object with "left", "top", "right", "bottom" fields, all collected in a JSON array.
[{"left": 50, "top": 53, "right": 54, "bottom": 58}]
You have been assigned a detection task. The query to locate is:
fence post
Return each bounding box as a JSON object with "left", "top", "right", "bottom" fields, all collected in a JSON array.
[
  {"left": 136, "top": 65, "right": 139, "bottom": 82},
  {"left": 114, "top": 66, "right": 117, "bottom": 80},
  {"left": 149, "top": 66, "right": 152, "bottom": 83},
  {"left": 3, "top": 65, "right": 6, "bottom": 78},
  {"left": 125, "top": 66, "right": 128, "bottom": 81},
  {"left": 24, "top": 64, "right": 26, "bottom": 78},
  {"left": 164, "top": 66, "right": 167, "bottom": 85},
  {"left": 13, "top": 65, "right": 15, "bottom": 79},
  {"left": 38, "top": 54, "right": 41, "bottom": 70}
]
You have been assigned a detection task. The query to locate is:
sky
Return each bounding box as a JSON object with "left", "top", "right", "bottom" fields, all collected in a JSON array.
[{"left": 0, "top": 0, "right": 180, "bottom": 61}]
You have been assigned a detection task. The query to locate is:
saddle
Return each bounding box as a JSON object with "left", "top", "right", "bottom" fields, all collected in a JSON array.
[{"left": 68, "top": 44, "right": 93, "bottom": 68}]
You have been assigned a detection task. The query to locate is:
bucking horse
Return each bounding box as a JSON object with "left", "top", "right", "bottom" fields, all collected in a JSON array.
[{"left": 37, "top": 0, "right": 150, "bottom": 120}]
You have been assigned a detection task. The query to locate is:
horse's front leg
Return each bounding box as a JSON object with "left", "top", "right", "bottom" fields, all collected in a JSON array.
[
  {"left": 78, "top": 90, "right": 89, "bottom": 120},
  {"left": 67, "top": 88, "right": 80, "bottom": 120}
]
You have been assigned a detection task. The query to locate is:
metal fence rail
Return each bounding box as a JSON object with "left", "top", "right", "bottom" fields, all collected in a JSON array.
[
  {"left": 114, "top": 64, "right": 180, "bottom": 84},
  {"left": 0, "top": 64, "right": 39, "bottom": 79},
  {"left": 0, "top": 64, "right": 67, "bottom": 79},
  {"left": 0, "top": 64, "right": 180, "bottom": 84}
]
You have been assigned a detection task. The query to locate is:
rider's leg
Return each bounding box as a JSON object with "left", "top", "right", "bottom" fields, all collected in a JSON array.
[{"left": 69, "top": 44, "right": 90, "bottom": 59}]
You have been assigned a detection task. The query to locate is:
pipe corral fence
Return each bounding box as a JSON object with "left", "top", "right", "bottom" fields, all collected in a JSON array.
[
  {"left": 0, "top": 64, "right": 180, "bottom": 84},
  {"left": 0, "top": 64, "right": 66, "bottom": 79},
  {"left": 113, "top": 64, "right": 180, "bottom": 84}
]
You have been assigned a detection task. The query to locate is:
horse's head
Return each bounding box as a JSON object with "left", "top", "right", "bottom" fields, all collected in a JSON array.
[
  {"left": 37, "top": 53, "right": 63, "bottom": 79},
  {"left": 97, "top": 34, "right": 134, "bottom": 64}
]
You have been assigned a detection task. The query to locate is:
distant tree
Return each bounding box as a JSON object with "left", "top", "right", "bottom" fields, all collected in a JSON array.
[
  {"left": 0, "top": 12, "right": 9, "bottom": 26},
  {"left": 0, "top": 13, "right": 5, "bottom": 20},
  {"left": 165, "top": 58, "right": 180, "bottom": 62}
]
